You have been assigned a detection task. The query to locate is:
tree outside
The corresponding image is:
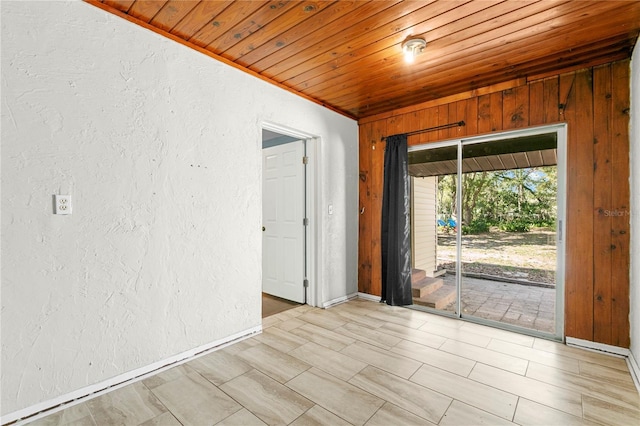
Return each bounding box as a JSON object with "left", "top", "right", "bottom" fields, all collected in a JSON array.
[
  {"left": 437, "top": 166, "right": 557, "bottom": 233},
  {"left": 436, "top": 166, "right": 557, "bottom": 285}
]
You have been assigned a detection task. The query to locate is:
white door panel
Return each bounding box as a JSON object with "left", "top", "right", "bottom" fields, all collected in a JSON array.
[{"left": 262, "top": 140, "right": 305, "bottom": 303}]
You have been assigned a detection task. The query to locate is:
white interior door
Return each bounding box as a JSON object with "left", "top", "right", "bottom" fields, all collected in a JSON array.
[{"left": 262, "top": 140, "right": 305, "bottom": 303}]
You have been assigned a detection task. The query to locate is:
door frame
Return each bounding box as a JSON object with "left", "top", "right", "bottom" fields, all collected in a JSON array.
[
  {"left": 262, "top": 121, "right": 321, "bottom": 307},
  {"left": 409, "top": 123, "right": 567, "bottom": 340}
]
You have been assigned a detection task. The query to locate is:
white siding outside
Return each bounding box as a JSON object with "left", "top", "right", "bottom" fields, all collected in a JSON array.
[{"left": 411, "top": 176, "right": 438, "bottom": 276}]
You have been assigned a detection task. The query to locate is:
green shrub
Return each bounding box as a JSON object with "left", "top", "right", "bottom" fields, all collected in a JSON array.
[
  {"left": 499, "top": 219, "right": 530, "bottom": 232},
  {"left": 462, "top": 219, "right": 490, "bottom": 235}
]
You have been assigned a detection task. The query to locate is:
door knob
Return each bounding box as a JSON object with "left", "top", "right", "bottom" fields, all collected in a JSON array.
[{"left": 262, "top": 226, "right": 266, "bottom": 231}]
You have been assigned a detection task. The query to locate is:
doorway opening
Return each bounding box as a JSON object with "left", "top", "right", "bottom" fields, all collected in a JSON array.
[
  {"left": 261, "top": 123, "right": 319, "bottom": 312},
  {"left": 408, "top": 125, "right": 566, "bottom": 340}
]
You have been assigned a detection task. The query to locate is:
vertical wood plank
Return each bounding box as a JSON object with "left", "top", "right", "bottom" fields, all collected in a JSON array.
[
  {"left": 561, "top": 71, "right": 579, "bottom": 339},
  {"left": 406, "top": 111, "right": 421, "bottom": 147},
  {"left": 544, "top": 77, "right": 560, "bottom": 123},
  {"left": 592, "top": 64, "right": 613, "bottom": 344},
  {"left": 559, "top": 72, "right": 576, "bottom": 124},
  {"left": 437, "top": 104, "right": 449, "bottom": 140},
  {"left": 358, "top": 124, "right": 373, "bottom": 294},
  {"left": 490, "top": 91, "right": 503, "bottom": 132},
  {"left": 477, "top": 94, "right": 492, "bottom": 134},
  {"left": 447, "top": 103, "right": 458, "bottom": 139},
  {"left": 426, "top": 106, "right": 439, "bottom": 143},
  {"left": 571, "top": 68, "right": 595, "bottom": 341},
  {"left": 456, "top": 100, "right": 468, "bottom": 138},
  {"left": 610, "top": 60, "right": 631, "bottom": 347},
  {"left": 515, "top": 85, "right": 530, "bottom": 128},
  {"left": 370, "top": 119, "right": 387, "bottom": 297},
  {"left": 415, "top": 108, "right": 430, "bottom": 145},
  {"left": 465, "top": 98, "right": 478, "bottom": 136},
  {"left": 386, "top": 114, "right": 405, "bottom": 137},
  {"left": 410, "top": 110, "right": 421, "bottom": 134},
  {"left": 529, "top": 80, "right": 544, "bottom": 125},
  {"left": 503, "top": 88, "right": 517, "bottom": 130}
]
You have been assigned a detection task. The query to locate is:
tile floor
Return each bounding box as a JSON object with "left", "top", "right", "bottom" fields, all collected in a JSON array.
[{"left": 28, "top": 299, "right": 640, "bottom": 426}]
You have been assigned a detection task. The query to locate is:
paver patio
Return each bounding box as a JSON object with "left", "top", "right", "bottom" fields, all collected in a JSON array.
[{"left": 415, "top": 273, "right": 556, "bottom": 334}]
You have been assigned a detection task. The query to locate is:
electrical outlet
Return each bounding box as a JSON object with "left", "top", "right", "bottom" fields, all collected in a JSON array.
[{"left": 54, "top": 195, "right": 72, "bottom": 215}]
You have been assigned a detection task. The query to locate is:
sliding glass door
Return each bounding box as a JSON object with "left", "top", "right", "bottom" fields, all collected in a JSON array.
[{"left": 409, "top": 125, "right": 566, "bottom": 340}]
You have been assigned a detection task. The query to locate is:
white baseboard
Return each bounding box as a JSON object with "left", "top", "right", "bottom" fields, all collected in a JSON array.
[
  {"left": 565, "top": 337, "right": 629, "bottom": 357},
  {"left": 628, "top": 351, "right": 640, "bottom": 393},
  {"left": 357, "top": 292, "right": 381, "bottom": 302},
  {"left": 322, "top": 292, "right": 358, "bottom": 309},
  {"left": 2, "top": 325, "right": 262, "bottom": 426}
]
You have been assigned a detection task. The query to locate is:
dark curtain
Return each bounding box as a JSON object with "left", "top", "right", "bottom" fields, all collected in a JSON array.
[{"left": 381, "top": 134, "right": 413, "bottom": 306}]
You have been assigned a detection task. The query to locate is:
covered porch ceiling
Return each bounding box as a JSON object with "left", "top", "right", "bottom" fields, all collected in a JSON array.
[{"left": 409, "top": 133, "right": 557, "bottom": 177}]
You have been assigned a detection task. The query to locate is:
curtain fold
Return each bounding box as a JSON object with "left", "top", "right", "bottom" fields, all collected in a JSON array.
[{"left": 381, "top": 134, "right": 413, "bottom": 306}]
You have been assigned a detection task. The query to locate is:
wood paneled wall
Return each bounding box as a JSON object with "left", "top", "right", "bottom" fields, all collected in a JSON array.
[{"left": 358, "top": 60, "right": 631, "bottom": 347}]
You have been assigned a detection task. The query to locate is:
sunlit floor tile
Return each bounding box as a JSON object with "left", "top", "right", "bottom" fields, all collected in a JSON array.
[
  {"left": 418, "top": 322, "right": 492, "bottom": 347},
  {"left": 439, "top": 339, "right": 529, "bottom": 375},
  {"left": 513, "top": 398, "right": 599, "bottom": 426},
  {"left": 459, "top": 321, "right": 535, "bottom": 347},
  {"left": 410, "top": 363, "right": 517, "bottom": 420},
  {"left": 525, "top": 361, "right": 640, "bottom": 410},
  {"left": 341, "top": 341, "right": 421, "bottom": 379},
  {"left": 579, "top": 360, "right": 637, "bottom": 387},
  {"left": 582, "top": 394, "right": 640, "bottom": 425},
  {"left": 391, "top": 339, "right": 476, "bottom": 377},
  {"left": 377, "top": 322, "right": 447, "bottom": 349},
  {"left": 365, "top": 310, "right": 427, "bottom": 329},
  {"left": 534, "top": 339, "right": 629, "bottom": 370},
  {"left": 468, "top": 363, "right": 582, "bottom": 417},
  {"left": 487, "top": 338, "right": 580, "bottom": 373}
]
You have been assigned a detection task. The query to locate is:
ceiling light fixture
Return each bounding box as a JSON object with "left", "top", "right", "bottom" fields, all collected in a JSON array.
[{"left": 402, "top": 37, "right": 426, "bottom": 63}]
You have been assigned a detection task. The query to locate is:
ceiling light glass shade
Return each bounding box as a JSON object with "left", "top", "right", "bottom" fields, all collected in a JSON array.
[{"left": 402, "top": 37, "right": 427, "bottom": 63}]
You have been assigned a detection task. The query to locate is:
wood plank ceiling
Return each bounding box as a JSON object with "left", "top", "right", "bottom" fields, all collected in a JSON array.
[{"left": 88, "top": 0, "right": 640, "bottom": 120}]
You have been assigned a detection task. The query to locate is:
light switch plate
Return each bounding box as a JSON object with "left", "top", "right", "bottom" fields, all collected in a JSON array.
[{"left": 54, "top": 195, "right": 72, "bottom": 215}]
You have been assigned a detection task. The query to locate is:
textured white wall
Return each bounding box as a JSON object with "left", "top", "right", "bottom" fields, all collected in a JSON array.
[
  {"left": 0, "top": 0, "right": 357, "bottom": 416},
  {"left": 630, "top": 44, "right": 640, "bottom": 372}
]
